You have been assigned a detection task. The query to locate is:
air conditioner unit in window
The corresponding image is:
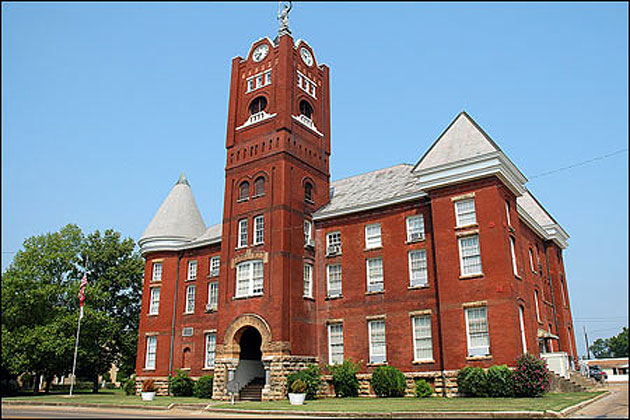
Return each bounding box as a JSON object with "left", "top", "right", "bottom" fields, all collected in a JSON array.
[
  {"left": 327, "top": 245, "right": 341, "bottom": 256},
  {"left": 182, "top": 327, "right": 194, "bottom": 337},
  {"left": 205, "top": 303, "right": 217, "bottom": 312},
  {"left": 409, "top": 232, "right": 423, "bottom": 241},
  {"left": 305, "top": 239, "right": 315, "bottom": 248},
  {"left": 210, "top": 269, "right": 219, "bottom": 277}
]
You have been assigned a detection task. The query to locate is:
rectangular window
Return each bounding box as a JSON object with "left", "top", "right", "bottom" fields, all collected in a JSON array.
[
  {"left": 297, "top": 74, "right": 303, "bottom": 88},
  {"left": 208, "top": 282, "right": 218, "bottom": 311},
  {"left": 204, "top": 333, "right": 216, "bottom": 368},
  {"left": 506, "top": 201, "right": 511, "bottom": 226},
  {"left": 152, "top": 262, "right": 162, "bottom": 282},
  {"left": 210, "top": 256, "right": 220, "bottom": 277},
  {"left": 264, "top": 71, "right": 271, "bottom": 85},
  {"left": 366, "top": 257, "right": 384, "bottom": 292},
  {"left": 149, "top": 287, "right": 160, "bottom": 315},
  {"left": 145, "top": 336, "right": 157, "bottom": 369},
  {"left": 458, "top": 235, "right": 482, "bottom": 276},
  {"left": 187, "top": 260, "right": 197, "bottom": 281},
  {"left": 519, "top": 306, "right": 527, "bottom": 353},
  {"left": 534, "top": 290, "right": 541, "bottom": 323},
  {"left": 235, "top": 260, "right": 264, "bottom": 298},
  {"left": 326, "top": 231, "right": 342, "bottom": 255},
  {"left": 365, "top": 223, "right": 382, "bottom": 249},
  {"left": 304, "top": 220, "right": 313, "bottom": 246},
  {"left": 529, "top": 248, "right": 536, "bottom": 272},
  {"left": 412, "top": 315, "right": 433, "bottom": 361},
  {"left": 510, "top": 237, "right": 518, "bottom": 276},
  {"left": 185, "top": 285, "right": 196, "bottom": 313},
  {"left": 560, "top": 278, "right": 567, "bottom": 307},
  {"left": 256, "top": 75, "right": 263, "bottom": 88},
  {"left": 303, "top": 263, "right": 313, "bottom": 298},
  {"left": 253, "top": 215, "right": 264, "bottom": 245},
  {"left": 247, "top": 79, "right": 254, "bottom": 92},
  {"left": 368, "top": 319, "right": 386, "bottom": 364},
  {"left": 238, "top": 219, "right": 248, "bottom": 248},
  {"left": 408, "top": 250, "right": 428, "bottom": 287},
  {"left": 465, "top": 307, "right": 490, "bottom": 356},
  {"left": 328, "top": 323, "right": 344, "bottom": 365},
  {"left": 455, "top": 198, "right": 477, "bottom": 227},
  {"left": 406, "top": 215, "right": 425, "bottom": 242},
  {"left": 327, "top": 264, "right": 342, "bottom": 297}
]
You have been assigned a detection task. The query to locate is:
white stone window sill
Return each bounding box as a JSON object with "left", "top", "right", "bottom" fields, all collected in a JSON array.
[
  {"left": 325, "top": 294, "right": 343, "bottom": 301},
  {"left": 412, "top": 359, "right": 436, "bottom": 365},
  {"left": 466, "top": 355, "right": 492, "bottom": 361},
  {"left": 405, "top": 238, "right": 426, "bottom": 245},
  {"left": 303, "top": 295, "right": 315, "bottom": 301},
  {"left": 460, "top": 273, "right": 484, "bottom": 280},
  {"left": 252, "top": 242, "right": 264, "bottom": 247},
  {"left": 148, "top": 313, "right": 159, "bottom": 317},
  {"left": 408, "top": 284, "right": 429, "bottom": 290},
  {"left": 237, "top": 198, "right": 249, "bottom": 203},
  {"left": 456, "top": 223, "right": 478, "bottom": 231},
  {"left": 185, "top": 278, "right": 196, "bottom": 282},
  {"left": 367, "top": 362, "right": 388, "bottom": 367},
  {"left": 233, "top": 293, "right": 263, "bottom": 300},
  {"left": 235, "top": 246, "right": 248, "bottom": 251},
  {"left": 365, "top": 290, "right": 384, "bottom": 295},
  {"left": 364, "top": 246, "right": 383, "bottom": 252},
  {"left": 143, "top": 368, "right": 155, "bottom": 371}
]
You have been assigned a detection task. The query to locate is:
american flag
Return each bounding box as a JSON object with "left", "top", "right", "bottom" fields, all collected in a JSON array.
[{"left": 78, "top": 273, "right": 87, "bottom": 318}]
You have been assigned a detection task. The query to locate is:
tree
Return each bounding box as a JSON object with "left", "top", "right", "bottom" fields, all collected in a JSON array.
[
  {"left": 1, "top": 225, "right": 143, "bottom": 393},
  {"left": 589, "top": 327, "right": 629, "bottom": 359}
]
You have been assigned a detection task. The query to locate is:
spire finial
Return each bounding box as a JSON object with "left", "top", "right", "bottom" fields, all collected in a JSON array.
[
  {"left": 277, "top": 1, "right": 292, "bottom": 36},
  {"left": 176, "top": 172, "right": 190, "bottom": 186}
]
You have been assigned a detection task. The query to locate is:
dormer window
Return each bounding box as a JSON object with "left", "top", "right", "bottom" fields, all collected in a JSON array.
[
  {"left": 299, "top": 100, "right": 313, "bottom": 119},
  {"left": 249, "top": 96, "right": 267, "bottom": 115},
  {"left": 238, "top": 181, "right": 249, "bottom": 201}
]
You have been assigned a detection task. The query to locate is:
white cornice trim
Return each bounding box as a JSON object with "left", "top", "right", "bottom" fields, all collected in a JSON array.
[
  {"left": 313, "top": 191, "right": 427, "bottom": 221},
  {"left": 412, "top": 151, "right": 527, "bottom": 196},
  {"left": 139, "top": 235, "right": 221, "bottom": 256},
  {"left": 292, "top": 114, "right": 324, "bottom": 136},
  {"left": 516, "top": 204, "right": 569, "bottom": 249}
]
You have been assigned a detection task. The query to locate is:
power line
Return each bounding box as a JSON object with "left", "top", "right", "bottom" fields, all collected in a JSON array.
[{"left": 527, "top": 148, "right": 628, "bottom": 181}]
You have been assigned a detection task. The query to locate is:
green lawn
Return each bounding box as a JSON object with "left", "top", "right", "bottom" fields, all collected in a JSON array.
[
  {"left": 3, "top": 388, "right": 210, "bottom": 407},
  {"left": 213, "top": 392, "right": 605, "bottom": 413},
  {"left": 4, "top": 389, "right": 604, "bottom": 413}
]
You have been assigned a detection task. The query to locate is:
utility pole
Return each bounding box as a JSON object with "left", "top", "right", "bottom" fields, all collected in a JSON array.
[{"left": 583, "top": 326, "right": 590, "bottom": 360}]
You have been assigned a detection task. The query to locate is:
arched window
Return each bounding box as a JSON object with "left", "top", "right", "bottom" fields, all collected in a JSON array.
[
  {"left": 249, "top": 96, "right": 267, "bottom": 115},
  {"left": 182, "top": 347, "right": 191, "bottom": 369},
  {"left": 304, "top": 181, "right": 313, "bottom": 202},
  {"left": 299, "top": 100, "right": 313, "bottom": 119},
  {"left": 238, "top": 181, "right": 249, "bottom": 201},
  {"left": 254, "top": 177, "right": 265, "bottom": 196}
]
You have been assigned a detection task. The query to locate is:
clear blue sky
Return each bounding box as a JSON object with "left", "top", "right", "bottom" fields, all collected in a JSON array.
[{"left": 2, "top": 2, "right": 628, "bottom": 358}]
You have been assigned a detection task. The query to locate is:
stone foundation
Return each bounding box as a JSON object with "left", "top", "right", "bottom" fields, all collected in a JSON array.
[{"left": 135, "top": 376, "right": 170, "bottom": 396}]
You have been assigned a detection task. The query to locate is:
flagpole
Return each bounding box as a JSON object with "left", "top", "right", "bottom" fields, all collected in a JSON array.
[
  {"left": 69, "top": 306, "right": 83, "bottom": 396},
  {"left": 69, "top": 257, "right": 88, "bottom": 397}
]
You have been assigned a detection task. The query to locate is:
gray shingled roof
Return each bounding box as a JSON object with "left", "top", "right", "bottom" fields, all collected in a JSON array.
[
  {"left": 314, "top": 164, "right": 425, "bottom": 219},
  {"left": 139, "top": 173, "right": 207, "bottom": 244}
]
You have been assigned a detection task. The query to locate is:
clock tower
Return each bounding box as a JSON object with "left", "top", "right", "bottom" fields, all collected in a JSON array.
[{"left": 212, "top": 11, "right": 331, "bottom": 400}]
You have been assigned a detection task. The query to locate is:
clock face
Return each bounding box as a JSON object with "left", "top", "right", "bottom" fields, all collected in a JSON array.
[
  {"left": 300, "top": 47, "right": 313, "bottom": 66},
  {"left": 252, "top": 44, "right": 269, "bottom": 62}
]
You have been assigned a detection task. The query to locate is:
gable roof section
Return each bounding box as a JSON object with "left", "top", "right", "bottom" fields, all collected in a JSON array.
[
  {"left": 517, "top": 190, "right": 569, "bottom": 249},
  {"left": 138, "top": 173, "right": 207, "bottom": 254},
  {"left": 313, "top": 164, "right": 425, "bottom": 220},
  {"left": 412, "top": 111, "right": 527, "bottom": 196}
]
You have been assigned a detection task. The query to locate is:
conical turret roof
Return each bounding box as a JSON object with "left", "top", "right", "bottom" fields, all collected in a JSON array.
[{"left": 139, "top": 173, "right": 206, "bottom": 253}]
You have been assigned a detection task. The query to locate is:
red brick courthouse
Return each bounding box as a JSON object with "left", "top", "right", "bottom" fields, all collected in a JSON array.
[{"left": 135, "top": 18, "right": 577, "bottom": 400}]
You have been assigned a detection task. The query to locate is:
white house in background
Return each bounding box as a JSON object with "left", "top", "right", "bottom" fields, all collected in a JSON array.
[{"left": 583, "top": 358, "right": 629, "bottom": 383}]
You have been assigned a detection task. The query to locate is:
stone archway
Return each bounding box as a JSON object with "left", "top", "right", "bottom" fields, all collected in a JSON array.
[{"left": 222, "top": 313, "right": 273, "bottom": 359}]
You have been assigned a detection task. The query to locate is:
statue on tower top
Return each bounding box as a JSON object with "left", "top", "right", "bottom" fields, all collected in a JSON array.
[{"left": 278, "top": 1, "right": 292, "bottom": 36}]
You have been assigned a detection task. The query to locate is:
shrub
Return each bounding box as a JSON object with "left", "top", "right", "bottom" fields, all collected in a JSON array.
[
  {"left": 328, "top": 359, "right": 361, "bottom": 398},
  {"left": 512, "top": 353, "right": 550, "bottom": 397},
  {"left": 370, "top": 366, "right": 406, "bottom": 397},
  {"left": 141, "top": 379, "right": 155, "bottom": 393},
  {"left": 290, "top": 378, "right": 307, "bottom": 393},
  {"left": 487, "top": 365, "right": 514, "bottom": 397},
  {"left": 170, "top": 370, "right": 194, "bottom": 397},
  {"left": 415, "top": 379, "right": 433, "bottom": 398},
  {"left": 193, "top": 375, "right": 214, "bottom": 398},
  {"left": 457, "top": 366, "right": 488, "bottom": 397},
  {"left": 286, "top": 364, "right": 322, "bottom": 400},
  {"left": 122, "top": 375, "right": 136, "bottom": 395}
]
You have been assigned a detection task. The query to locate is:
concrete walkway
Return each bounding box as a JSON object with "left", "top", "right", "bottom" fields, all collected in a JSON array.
[{"left": 569, "top": 383, "right": 628, "bottom": 418}]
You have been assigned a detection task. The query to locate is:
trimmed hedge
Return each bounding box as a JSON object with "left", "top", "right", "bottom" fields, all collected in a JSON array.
[
  {"left": 286, "top": 364, "right": 322, "bottom": 400},
  {"left": 487, "top": 365, "right": 514, "bottom": 397},
  {"left": 170, "top": 370, "right": 194, "bottom": 396},
  {"left": 370, "top": 366, "right": 406, "bottom": 397},
  {"left": 328, "top": 359, "right": 360, "bottom": 398},
  {"left": 193, "top": 375, "right": 213, "bottom": 398},
  {"left": 415, "top": 379, "right": 433, "bottom": 398},
  {"left": 457, "top": 366, "right": 488, "bottom": 397}
]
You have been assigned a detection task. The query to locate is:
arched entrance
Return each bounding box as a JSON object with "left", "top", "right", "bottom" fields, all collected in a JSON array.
[{"left": 233, "top": 326, "right": 265, "bottom": 400}]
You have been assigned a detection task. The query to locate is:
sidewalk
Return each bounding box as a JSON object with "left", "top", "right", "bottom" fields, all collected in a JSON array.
[{"left": 3, "top": 391, "right": 609, "bottom": 419}]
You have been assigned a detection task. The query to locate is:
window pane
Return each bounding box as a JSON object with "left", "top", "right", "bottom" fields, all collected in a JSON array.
[
  {"left": 367, "top": 258, "right": 383, "bottom": 292},
  {"left": 252, "top": 261, "right": 264, "bottom": 294},
  {"left": 406, "top": 215, "right": 425, "bottom": 241},
  {"left": 150, "top": 287, "right": 160, "bottom": 315},
  {"left": 210, "top": 256, "right": 220, "bottom": 276},
  {"left": 188, "top": 261, "right": 197, "bottom": 280},
  {"left": 466, "top": 307, "right": 489, "bottom": 355},
  {"left": 329, "top": 324, "right": 344, "bottom": 365},
  {"left": 152, "top": 262, "right": 162, "bottom": 282},
  {"left": 327, "top": 264, "right": 342, "bottom": 296},
  {"left": 238, "top": 219, "right": 248, "bottom": 247},
  {"left": 459, "top": 235, "right": 482, "bottom": 275},
  {"left": 186, "top": 285, "right": 196, "bottom": 313},
  {"left": 205, "top": 333, "right": 216, "bottom": 368},
  {"left": 365, "top": 224, "right": 382, "bottom": 248},
  {"left": 209, "top": 282, "right": 218, "bottom": 309},
  {"left": 236, "top": 263, "right": 250, "bottom": 297},
  {"left": 146, "top": 336, "right": 156, "bottom": 369},
  {"left": 413, "top": 316, "right": 432, "bottom": 360},
  {"left": 455, "top": 199, "right": 477, "bottom": 227},
  {"left": 254, "top": 216, "right": 264, "bottom": 244},
  {"left": 409, "top": 250, "right": 428, "bottom": 287},
  {"left": 304, "top": 264, "right": 313, "bottom": 297},
  {"left": 369, "top": 320, "right": 386, "bottom": 363}
]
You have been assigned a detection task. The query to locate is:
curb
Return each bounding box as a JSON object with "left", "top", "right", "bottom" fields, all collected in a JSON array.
[
  {"left": 1, "top": 401, "right": 170, "bottom": 411},
  {"left": 557, "top": 390, "right": 611, "bottom": 417}
]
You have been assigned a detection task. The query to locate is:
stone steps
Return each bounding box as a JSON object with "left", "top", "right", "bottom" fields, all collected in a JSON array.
[{"left": 239, "top": 378, "right": 264, "bottom": 401}]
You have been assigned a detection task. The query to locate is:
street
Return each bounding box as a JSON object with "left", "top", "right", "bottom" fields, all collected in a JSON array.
[{"left": 570, "top": 383, "right": 628, "bottom": 418}]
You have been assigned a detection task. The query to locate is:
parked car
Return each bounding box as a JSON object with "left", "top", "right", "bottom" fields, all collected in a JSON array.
[{"left": 588, "top": 365, "right": 608, "bottom": 382}]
